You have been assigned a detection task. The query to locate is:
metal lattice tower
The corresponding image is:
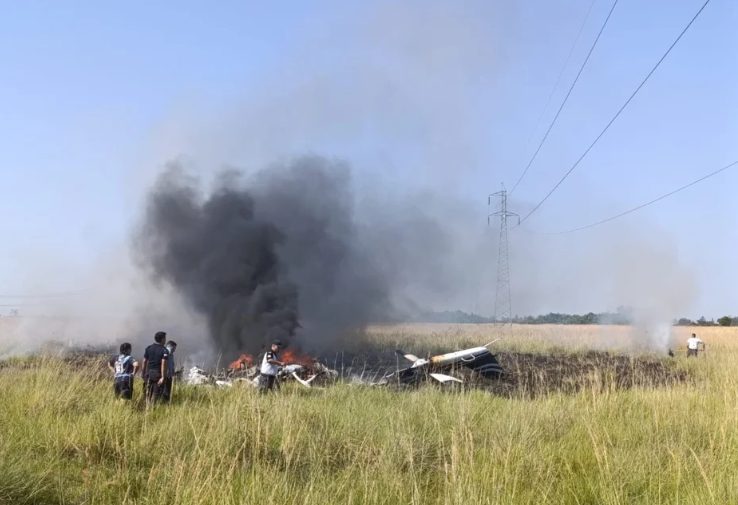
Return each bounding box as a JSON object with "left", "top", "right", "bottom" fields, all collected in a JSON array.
[{"left": 488, "top": 187, "right": 519, "bottom": 325}]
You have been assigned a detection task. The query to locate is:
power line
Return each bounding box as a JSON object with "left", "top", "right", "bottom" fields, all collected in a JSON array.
[
  {"left": 530, "top": 159, "right": 738, "bottom": 235},
  {"left": 510, "top": 0, "right": 618, "bottom": 196},
  {"left": 519, "top": 0, "right": 712, "bottom": 224},
  {"left": 516, "top": 0, "right": 598, "bottom": 171}
]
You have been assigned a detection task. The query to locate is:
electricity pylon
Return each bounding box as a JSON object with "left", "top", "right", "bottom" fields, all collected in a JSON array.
[{"left": 488, "top": 187, "right": 519, "bottom": 325}]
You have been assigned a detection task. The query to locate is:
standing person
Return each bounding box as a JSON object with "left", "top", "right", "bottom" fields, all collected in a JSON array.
[
  {"left": 162, "top": 340, "right": 177, "bottom": 402},
  {"left": 259, "top": 340, "right": 284, "bottom": 392},
  {"left": 107, "top": 343, "right": 139, "bottom": 400},
  {"left": 141, "top": 331, "right": 170, "bottom": 403},
  {"left": 686, "top": 333, "right": 705, "bottom": 357}
]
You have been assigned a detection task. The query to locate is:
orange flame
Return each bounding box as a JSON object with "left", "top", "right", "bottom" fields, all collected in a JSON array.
[
  {"left": 281, "top": 348, "right": 315, "bottom": 367},
  {"left": 228, "top": 353, "right": 254, "bottom": 370}
]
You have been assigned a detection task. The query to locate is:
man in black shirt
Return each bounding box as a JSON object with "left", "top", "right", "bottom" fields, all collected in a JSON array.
[{"left": 142, "top": 331, "right": 169, "bottom": 404}]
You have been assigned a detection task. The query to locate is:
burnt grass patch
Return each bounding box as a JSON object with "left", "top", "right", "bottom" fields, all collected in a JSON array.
[
  {"left": 1, "top": 347, "right": 690, "bottom": 399},
  {"left": 325, "top": 348, "right": 691, "bottom": 398},
  {"left": 485, "top": 351, "right": 690, "bottom": 398}
]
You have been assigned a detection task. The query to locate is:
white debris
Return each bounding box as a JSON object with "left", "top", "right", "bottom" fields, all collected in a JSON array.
[
  {"left": 290, "top": 372, "right": 318, "bottom": 388},
  {"left": 185, "top": 366, "right": 211, "bottom": 385},
  {"left": 311, "top": 362, "right": 339, "bottom": 378},
  {"left": 429, "top": 373, "right": 463, "bottom": 384},
  {"left": 233, "top": 377, "right": 259, "bottom": 387},
  {"left": 281, "top": 364, "right": 305, "bottom": 375}
]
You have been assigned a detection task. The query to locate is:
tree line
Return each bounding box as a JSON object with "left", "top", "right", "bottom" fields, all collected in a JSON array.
[{"left": 414, "top": 309, "right": 738, "bottom": 327}]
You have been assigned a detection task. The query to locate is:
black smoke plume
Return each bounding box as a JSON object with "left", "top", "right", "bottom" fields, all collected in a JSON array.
[{"left": 135, "top": 156, "right": 393, "bottom": 355}]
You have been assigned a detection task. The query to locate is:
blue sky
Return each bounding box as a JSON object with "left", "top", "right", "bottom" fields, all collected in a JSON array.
[{"left": 1, "top": 0, "right": 736, "bottom": 319}]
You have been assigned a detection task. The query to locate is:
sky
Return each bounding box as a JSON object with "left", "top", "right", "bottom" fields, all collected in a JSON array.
[{"left": 0, "top": 0, "right": 737, "bottom": 324}]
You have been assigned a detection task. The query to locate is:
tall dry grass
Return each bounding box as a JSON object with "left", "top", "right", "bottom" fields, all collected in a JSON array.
[
  {"left": 368, "top": 323, "right": 735, "bottom": 354},
  {"left": 2, "top": 324, "right": 738, "bottom": 504}
]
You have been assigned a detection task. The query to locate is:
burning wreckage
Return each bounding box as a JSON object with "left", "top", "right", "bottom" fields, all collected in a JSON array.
[
  {"left": 185, "top": 349, "right": 339, "bottom": 388},
  {"left": 183, "top": 342, "right": 504, "bottom": 389}
]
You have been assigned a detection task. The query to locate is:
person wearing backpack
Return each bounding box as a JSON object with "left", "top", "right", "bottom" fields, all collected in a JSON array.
[{"left": 108, "top": 342, "right": 139, "bottom": 400}]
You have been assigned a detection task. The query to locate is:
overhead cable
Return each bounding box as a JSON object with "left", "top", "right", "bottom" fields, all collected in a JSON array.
[
  {"left": 519, "top": 0, "right": 712, "bottom": 224},
  {"left": 510, "top": 0, "right": 618, "bottom": 196},
  {"left": 533, "top": 159, "right": 738, "bottom": 234}
]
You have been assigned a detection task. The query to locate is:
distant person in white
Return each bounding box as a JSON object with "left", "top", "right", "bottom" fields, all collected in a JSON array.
[{"left": 686, "top": 333, "right": 704, "bottom": 357}]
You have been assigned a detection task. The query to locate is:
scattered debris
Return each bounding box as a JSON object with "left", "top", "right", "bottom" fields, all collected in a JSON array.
[
  {"left": 180, "top": 345, "right": 688, "bottom": 397},
  {"left": 186, "top": 344, "right": 505, "bottom": 389},
  {"left": 185, "top": 366, "right": 212, "bottom": 385},
  {"left": 184, "top": 349, "right": 340, "bottom": 389}
]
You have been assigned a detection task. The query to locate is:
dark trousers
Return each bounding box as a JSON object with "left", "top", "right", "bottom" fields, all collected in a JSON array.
[
  {"left": 146, "top": 377, "right": 165, "bottom": 403},
  {"left": 162, "top": 377, "right": 173, "bottom": 402},
  {"left": 114, "top": 377, "right": 133, "bottom": 400},
  {"left": 687, "top": 348, "right": 698, "bottom": 357},
  {"left": 259, "top": 374, "right": 277, "bottom": 392}
]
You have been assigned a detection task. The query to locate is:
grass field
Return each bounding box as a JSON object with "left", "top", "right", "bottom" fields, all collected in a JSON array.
[{"left": 1, "top": 324, "right": 737, "bottom": 504}]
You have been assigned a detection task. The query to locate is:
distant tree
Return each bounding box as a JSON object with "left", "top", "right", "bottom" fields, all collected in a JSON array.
[
  {"left": 718, "top": 316, "right": 733, "bottom": 327},
  {"left": 582, "top": 312, "right": 597, "bottom": 324},
  {"left": 697, "top": 316, "right": 709, "bottom": 326},
  {"left": 675, "top": 318, "right": 695, "bottom": 326}
]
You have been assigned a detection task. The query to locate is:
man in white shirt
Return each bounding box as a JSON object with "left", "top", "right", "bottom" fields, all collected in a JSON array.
[
  {"left": 686, "top": 333, "right": 704, "bottom": 357},
  {"left": 259, "top": 340, "right": 285, "bottom": 392}
]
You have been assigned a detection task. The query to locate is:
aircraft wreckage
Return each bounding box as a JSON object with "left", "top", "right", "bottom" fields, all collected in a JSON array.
[
  {"left": 184, "top": 341, "right": 504, "bottom": 389},
  {"left": 381, "top": 342, "right": 503, "bottom": 385}
]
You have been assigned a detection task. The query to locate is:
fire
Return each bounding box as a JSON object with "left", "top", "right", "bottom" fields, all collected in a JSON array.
[
  {"left": 280, "top": 348, "right": 316, "bottom": 367},
  {"left": 227, "top": 348, "right": 316, "bottom": 370},
  {"left": 228, "top": 353, "right": 254, "bottom": 370}
]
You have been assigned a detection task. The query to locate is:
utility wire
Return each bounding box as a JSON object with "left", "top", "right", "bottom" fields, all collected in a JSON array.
[
  {"left": 533, "top": 159, "right": 738, "bottom": 234},
  {"left": 516, "top": 0, "right": 598, "bottom": 171},
  {"left": 519, "top": 0, "right": 712, "bottom": 224},
  {"left": 510, "top": 0, "right": 618, "bottom": 196}
]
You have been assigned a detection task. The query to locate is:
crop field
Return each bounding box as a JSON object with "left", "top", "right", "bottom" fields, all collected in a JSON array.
[{"left": 2, "top": 324, "right": 738, "bottom": 504}]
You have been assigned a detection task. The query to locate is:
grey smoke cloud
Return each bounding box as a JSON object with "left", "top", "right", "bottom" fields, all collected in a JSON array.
[
  {"left": 135, "top": 164, "right": 300, "bottom": 356},
  {"left": 508, "top": 222, "right": 698, "bottom": 349},
  {"left": 249, "top": 157, "right": 395, "bottom": 343},
  {"left": 0, "top": 1, "right": 707, "bottom": 359},
  {"left": 135, "top": 156, "right": 404, "bottom": 355}
]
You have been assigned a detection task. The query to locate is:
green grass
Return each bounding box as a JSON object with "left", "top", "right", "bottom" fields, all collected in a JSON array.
[{"left": 0, "top": 345, "right": 735, "bottom": 504}]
